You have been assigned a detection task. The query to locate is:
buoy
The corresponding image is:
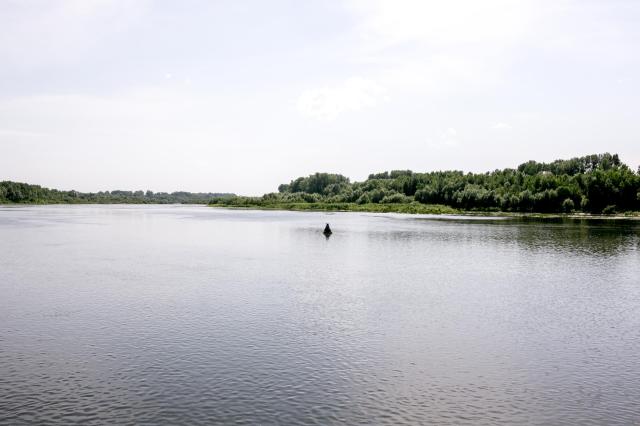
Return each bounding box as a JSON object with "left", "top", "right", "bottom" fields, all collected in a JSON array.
[{"left": 323, "top": 223, "right": 332, "bottom": 236}]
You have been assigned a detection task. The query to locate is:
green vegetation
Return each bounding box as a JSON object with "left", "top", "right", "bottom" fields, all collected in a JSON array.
[
  {"left": 0, "top": 181, "right": 233, "bottom": 204},
  {"left": 210, "top": 153, "right": 640, "bottom": 215},
  {"left": 211, "top": 200, "right": 458, "bottom": 214},
  {"left": 4, "top": 153, "right": 639, "bottom": 214}
]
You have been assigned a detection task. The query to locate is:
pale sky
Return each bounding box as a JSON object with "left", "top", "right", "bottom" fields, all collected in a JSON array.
[{"left": 1, "top": 0, "right": 639, "bottom": 195}]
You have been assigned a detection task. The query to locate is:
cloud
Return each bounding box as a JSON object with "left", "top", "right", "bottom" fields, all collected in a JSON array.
[
  {"left": 0, "top": 128, "right": 48, "bottom": 138},
  {"left": 426, "top": 127, "right": 459, "bottom": 149},
  {"left": 297, "top": 77, "right": 387, "bottom": 120},
  {"left": 337, "top": 0, "right": 544, "bottom": 102},
  {"left": 348, "top": 0, "right": 535, "bottom": 48},
  {"left": 0, "top": 86, "right": 294, "bottom": 192},
  {"left": 0, "top": 87, "right": 227, "bottom": 141},
  {"left": 492, "top": 122, "right": 512, "bottom": 129},
  {"left": 0, "top": 0, "right": 150, "bottom": 68},
  {"left": 440, "top": 127, "right": 459, "bottom": 146},
  {"left": 443, "top": 127, "right": 457, "bottom": 137}
]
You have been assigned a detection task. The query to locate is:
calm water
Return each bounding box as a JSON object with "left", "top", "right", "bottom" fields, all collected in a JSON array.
[{"left": 1, "top": 205, "right": 639, "bottom": 425}]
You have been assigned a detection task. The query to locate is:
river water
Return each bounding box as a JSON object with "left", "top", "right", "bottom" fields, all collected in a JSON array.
[{"left": 0, "top": 205, "right": 638, "bottom": 425}]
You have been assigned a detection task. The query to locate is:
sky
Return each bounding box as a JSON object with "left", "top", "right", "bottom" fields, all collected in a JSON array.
[{"left": 1, "top": 0, "right": 639, "bottom": 195}]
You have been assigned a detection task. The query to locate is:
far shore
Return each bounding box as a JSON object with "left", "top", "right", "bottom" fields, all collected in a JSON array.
[
  {"left": 2, "top": 202, "right": 639, "bottom": 220},
  {"left": 208, "top": 202, "right": 640, "bottom": 220}
]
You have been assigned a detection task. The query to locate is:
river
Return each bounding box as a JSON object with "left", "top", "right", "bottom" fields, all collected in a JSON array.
[{"left": 1, "top": 205, "right": 638, "bottom": 424}]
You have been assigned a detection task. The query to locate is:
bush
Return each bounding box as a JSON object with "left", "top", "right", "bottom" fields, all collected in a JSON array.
[
  {"left": 414, "top": 186, "right": 438, "bottom": 204},
  {"left": 356, "top": 193, "right": 371, "bottom": 204},
  {"left": 561, "top": 198, "right": 575, "bottom": 212},
  {"left": 301, "top": 193, "right": 321, "bottom": 203},
  {"left": 602, "top": 205, "right": 617, "bottom": 215},
  {"left": 380, "top": 193, "right": 410, "bottom": 204},
  {"left": 580, "top": 196, "right": 589, "bottom": 210}
]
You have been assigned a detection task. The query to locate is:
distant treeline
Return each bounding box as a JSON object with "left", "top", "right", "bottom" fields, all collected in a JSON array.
[
  {"left": 211, "top": 153, "right": 640, "bottom": 214},
  {"left": 0, "top": 182, "right": 233, "bottom": 204}
]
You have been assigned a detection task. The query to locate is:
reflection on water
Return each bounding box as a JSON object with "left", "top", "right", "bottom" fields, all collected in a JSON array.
[
  {"left": 0, "top": 206, "right": 638, "bottom": 425},
  {"left": 413, "top": 215, "right": 639, "bottom": 257}
]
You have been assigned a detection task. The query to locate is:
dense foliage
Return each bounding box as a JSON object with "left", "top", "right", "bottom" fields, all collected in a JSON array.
[
  {"left": 211, "top": 153, "right": 640, "bottom": 214},
  {"left": 0, "top": 181, "right": 233, "bottom": 204}
]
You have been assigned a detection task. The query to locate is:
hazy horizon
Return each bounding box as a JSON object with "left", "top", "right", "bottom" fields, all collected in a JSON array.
[{"left": 2, "top": 0, "right": 639, "bottom": 195}]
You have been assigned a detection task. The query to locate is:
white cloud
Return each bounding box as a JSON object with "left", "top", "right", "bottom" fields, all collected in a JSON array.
[
  {"left": 348, "top": 0, "right": 535, "bottom": 48},
  {"left": 0, "top": 0, "right": 150, "bottom": 68},
  {"left": 297, "top": 77, "right": 387, "bottom": 120},
  {"left": 0, "top": 87, "right": 224, "bottom": 140},
  {"left": 443, "top": 127, "right": 457, "bottom": 137},
  {"left": 0, "top": 128, "right": 48, "bottom": 138},
  {"left": 426, "top": 127, "right": 459, "bottom": 149},
  {"left": 0, "top": 87, "right": 290, "bottom": 193},
  {"left": 440, "top": 127, "right": 459, "bottom": 146},
  {"left": 492, "top": 122, "right": 512, "bottom": 130},
  {"left": 338, "top": 0, "right": 544, "bottom": 102}
]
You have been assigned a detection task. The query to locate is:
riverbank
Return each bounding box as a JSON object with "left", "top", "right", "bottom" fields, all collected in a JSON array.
[
  {"left": 208, "top": 201, "right": 640, "bottom": 220},
  {"left": 208, "top": 202, "right": 458, "bottom": 215}
]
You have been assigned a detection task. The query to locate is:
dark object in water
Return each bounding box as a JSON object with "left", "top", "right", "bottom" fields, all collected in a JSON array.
[{"left": 323, "top": 223, "right": 332, "bottom": 236}]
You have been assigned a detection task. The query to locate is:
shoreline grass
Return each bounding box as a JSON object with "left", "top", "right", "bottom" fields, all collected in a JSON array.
[{"left": 208, "top": 201, "right": 640, "bottom": 220}]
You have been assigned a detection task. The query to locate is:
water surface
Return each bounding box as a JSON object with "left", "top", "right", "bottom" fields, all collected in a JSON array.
[{"left": 1, "top": 205, "right": 639, "bottom": 425}]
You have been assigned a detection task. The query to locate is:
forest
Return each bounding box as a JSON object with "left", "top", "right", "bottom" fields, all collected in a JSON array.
[
  {"left": 0, "top": 181, "right": 233, "bottom": 204},
  {"left": 3, "top": 153, "right": 639, "bottom": 213},
  {"left": 210, "top": 153, "right": 640, "bottom": 214}
]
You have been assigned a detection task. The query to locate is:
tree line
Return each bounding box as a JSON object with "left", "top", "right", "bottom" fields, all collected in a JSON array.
[
  {"left": 0, "top": 182, "right": 233, "bottom": 204},
  {"left": 211, "top": 153, "right": 640, "bottom": 214}
]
